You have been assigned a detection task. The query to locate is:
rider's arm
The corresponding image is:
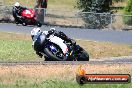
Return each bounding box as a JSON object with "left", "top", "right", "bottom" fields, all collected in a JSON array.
[{"left": 21, "top": 6, "right": 27, "bottom": 10}]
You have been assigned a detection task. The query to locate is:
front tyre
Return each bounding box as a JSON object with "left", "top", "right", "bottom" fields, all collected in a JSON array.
[
  {"left": 44, "top": 44, "right": 66, "bottom": 61},
  {"left": 36, "top": 21, "right": 42, "bottom": 27},
  {"left": 22, "top": 22, "right": 27, "bottom": 26},
  {"left": 15, "top": 21, "right": 19, "bottom": 25}
]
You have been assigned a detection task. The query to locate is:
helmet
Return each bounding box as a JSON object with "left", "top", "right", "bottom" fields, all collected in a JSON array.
[
  {"left": 31, "top": 28, "right": 41, "bottom": 40},
  {"left": 14, "top": 2, "right": 20, "bottom": 7},
  {"left": 31, "top": 28, "right": 41, "bottom": 36},
  {"left": 48, "top": 28, "right": 56, "bottom": 34},
  {"left": 50, "top": 28, "right": 55, "bottom": 31}
]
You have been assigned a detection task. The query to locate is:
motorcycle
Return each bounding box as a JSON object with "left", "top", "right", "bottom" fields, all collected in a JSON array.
[
  {"left": 14, "top": 8, "right": 42, "bottom": 27},
  {"left": 33, "top": 32, "right": 89, "bottom": 61}
]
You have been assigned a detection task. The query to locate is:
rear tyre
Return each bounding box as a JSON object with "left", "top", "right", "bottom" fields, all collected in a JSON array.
[
  {"left": 77, "top": 50, "right": 89, "bottom": 61},
  {"left": 15, "top": 21, "right": 19, "bottom": 24}
]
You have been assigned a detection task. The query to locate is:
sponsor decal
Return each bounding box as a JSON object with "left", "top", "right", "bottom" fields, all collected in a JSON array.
[{"left": 76, "top": 66, "right": 131, "bottom": 84}]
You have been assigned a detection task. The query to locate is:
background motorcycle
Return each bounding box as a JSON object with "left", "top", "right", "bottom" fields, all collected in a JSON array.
[
  {"left": 15, "top": 8, "right": 42, "bottom": 27},
  {"left": 33, "top": 32, "right": 89, "bottom": 61}
]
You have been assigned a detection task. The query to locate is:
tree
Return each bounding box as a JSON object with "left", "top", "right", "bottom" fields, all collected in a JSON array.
[
  {"left": 123, "top": 0, "right": 132, "bottom": 25},
  {"left": 124, "top": 0, "right": 132, "bottom": 14},
  {"left": 76, "top": 0, "right": 113, "bottom": 29},
  {"left": 76, "top": 0, "right": 112, "bottom": 13}
]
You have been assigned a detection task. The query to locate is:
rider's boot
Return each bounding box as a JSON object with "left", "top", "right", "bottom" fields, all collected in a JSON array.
[{"left": 36, "top": 51, "right": 43, "bottom": 58}]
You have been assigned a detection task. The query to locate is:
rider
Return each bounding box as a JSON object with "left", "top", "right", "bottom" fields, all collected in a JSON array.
[
  {"left": 12, "top": 2, "right": 26, "bottom": 23},
  {"left": 31, "top": 27, "right": 76, "bottom": 58},
  {"left": 31, "top": 27, "right": 43, "bottom": 58}
]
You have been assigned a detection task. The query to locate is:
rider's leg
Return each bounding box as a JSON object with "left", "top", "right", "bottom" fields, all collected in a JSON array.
[
  {"left": 14, "top": 16, "right": 19, "bottom": 23},
  {"left": 32, "top": 41, "right": 43, "bottom": 58}
]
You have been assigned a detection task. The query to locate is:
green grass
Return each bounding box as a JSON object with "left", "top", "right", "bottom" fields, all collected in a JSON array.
[
  {"left": 0, "top": 39, "right": 37, "bottom": 61},
  {"left": 0, "top": 32, "right": 39, "bottom": 61},
  {"left": 4, "top": 0, "right": 36, "bottom": 8},
  {"left": 129, "top": 46, "right": 132, "bottom": 49},
  {"left": 3, "top": 0, "right": 77, "bottom": 11},
  {"left": 48, "top": 0, "right": 77, "bottom": 10},
  {"left": 48, "top": 0, "right": 76, "bottom": 5},
  {"left": 0, "top": 79, "right": 131, "bottom": 88}
]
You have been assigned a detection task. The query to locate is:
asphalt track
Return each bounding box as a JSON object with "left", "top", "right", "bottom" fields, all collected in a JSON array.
[
  {"left": 0, "top": 56, "right": 132, "bottom": 66},
  {"left": 0, "top": 23, "right": 132, "bottom": 63},
  {"left": 0, "top": 23, "right": 132, "bottom": 45}
]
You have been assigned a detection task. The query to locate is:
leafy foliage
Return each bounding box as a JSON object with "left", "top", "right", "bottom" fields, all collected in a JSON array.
[
  {"left": 124, "top": 0, "right": 132, "bottom": 14},
  {"left": 76, "top": 0, "right": 112, "bottom": 13},
  {"left": 123, "top": 0, "right": 132, "bottom": 25},
  {"left": 112, "top": 0, "right": 125, "bottom": 2},
  {"left": 76, "top": 0, "right": 112, "bottom": 29}
]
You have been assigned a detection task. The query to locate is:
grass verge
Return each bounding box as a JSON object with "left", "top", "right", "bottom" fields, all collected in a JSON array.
[
  {"left": 0, "top": 80, "right": 131, "bottom": 88},
  {"left": 0, "top": 32, "right": 38, "bottom": 61},
  {"left": 4, "top": 0, "right": 77, "bottom": 11},
  {"left": 0, "top": 31, "right": 132, "bottom": 61}
]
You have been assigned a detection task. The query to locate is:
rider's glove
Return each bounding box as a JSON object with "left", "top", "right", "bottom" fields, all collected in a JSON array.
[
  {"left": 70, "top": 39, "right": 76, "bottom": 45},
  {"left": 48, "top": 29, "right": 55, "bottom": 35}
]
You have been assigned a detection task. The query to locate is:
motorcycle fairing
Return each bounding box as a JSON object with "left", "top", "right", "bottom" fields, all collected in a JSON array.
[{"left": 48, "top": 35, "right": 68, "bottom": 54}]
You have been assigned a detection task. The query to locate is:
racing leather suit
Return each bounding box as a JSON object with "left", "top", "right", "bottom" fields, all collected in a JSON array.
[
  {"left": 12, "top": 6, "right": 26, "bottom": 22},
  {"left": 32, "top": 30, "right": 75, "bottom": 58},
  {"left": 48, "top": 29, "right": 76, "bottom": 45}
]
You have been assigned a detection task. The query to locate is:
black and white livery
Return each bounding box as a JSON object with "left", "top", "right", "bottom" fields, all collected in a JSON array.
[{"left": 31, "top": 28, "right": 89, "bottom": 61}]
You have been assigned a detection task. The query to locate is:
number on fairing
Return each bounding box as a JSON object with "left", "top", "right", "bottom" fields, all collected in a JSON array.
[{"left": 25, "top": 10, "right": 31, "bottom": 14}]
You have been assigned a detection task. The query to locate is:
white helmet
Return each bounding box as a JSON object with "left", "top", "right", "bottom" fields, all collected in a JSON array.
[
  {"left": 50, "top": 28, "right": 56, "bottom": 31},
  {"left": 31, "top": 28, "right": 41, "bottom": 36},
  {"left": 14, "top": 2, "right": 20, "bottom": 7},
  {"left": 31, "top": 28, "right": 41, "bottom": 41}
]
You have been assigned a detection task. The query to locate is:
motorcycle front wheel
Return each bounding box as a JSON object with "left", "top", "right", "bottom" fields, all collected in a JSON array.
[
  {"left": 44, "top": 44, "right": 67, "bottom": 61},
  {"left": 22, "top": 22, "right": 27, "bottom": 26},
  {"left": 37, "top": 22, "right": 42, "bottom": 27}
]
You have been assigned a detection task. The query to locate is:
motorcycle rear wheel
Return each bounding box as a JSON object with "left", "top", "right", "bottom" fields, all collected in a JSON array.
[{"left": 77, "top": 49, "right": 89, "bottom": 61}]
